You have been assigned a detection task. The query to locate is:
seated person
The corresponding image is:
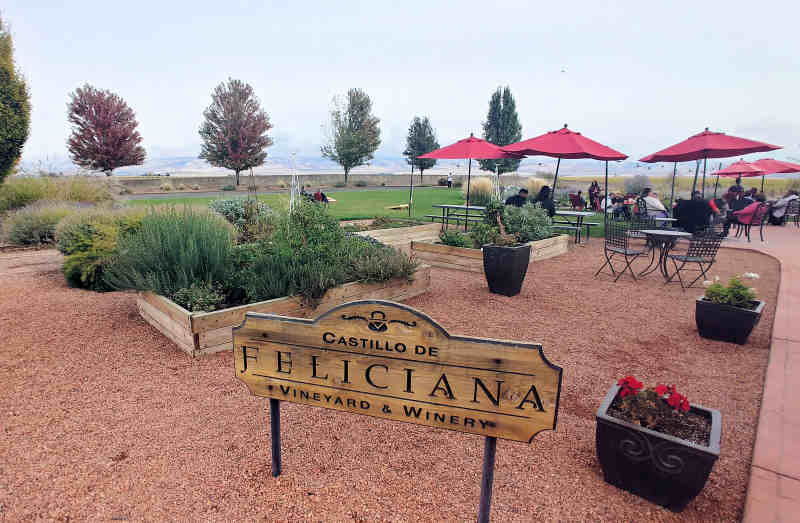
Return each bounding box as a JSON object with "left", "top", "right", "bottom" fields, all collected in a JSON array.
[
  {"left": 505, "top": 188, "right": 528, "bottom": 207},
  {"left": 769, "top": 190, "right": 799, "bottom": 225},
  {"left": 674, "top": 195, "right": 713, "bottom": 234},
  {"left": 722, "top": 194, "right": 767, "bottom": 236},
  {"left": 641, "top": 187, "right": 668, "bottom": 218},
  {"left": 609, "top": 193, "right": 630, "bottom": 220},
  {"left": 313, "top": 188, "right": 329, "bottom": 203},
  {"left": 533, "top": 186, "right": 556, "bottom": 217},
  {"left": 575, "top": 190, "right": 587, "bottom": 210},
  {"left": 300, "top": 185, "right": 314, "bottom": 202}
]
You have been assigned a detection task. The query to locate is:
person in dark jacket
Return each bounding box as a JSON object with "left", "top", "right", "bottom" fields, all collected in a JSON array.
[
  {"left": 533, "top": 186, "right": 556, "bottom": 217},
  {"left": 674, "top": 194, "right": 713, "bottom": 234},
  {"left": 505, "top": 188, "right": 528, "bottom": 207}
]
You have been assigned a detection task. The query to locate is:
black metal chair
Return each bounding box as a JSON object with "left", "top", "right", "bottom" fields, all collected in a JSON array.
[
  {"left": 664, "top": 230, "right": 723, "bottom": 290},
  {"left": 634, "top": 196, "right": 648, "bottom": 219},
  {"left": 595, "top": 222, "right": 647, "bottom": 282},
  {"left": 785, "top": 199, "right": 800, "bottom": 227}
]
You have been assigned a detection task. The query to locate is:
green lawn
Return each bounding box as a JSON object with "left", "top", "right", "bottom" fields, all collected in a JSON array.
[
  {"left": 127, "top": 189, "right": 613, "bottom": 236},
  {"left": 128, "top": 188, "right": 466, "bottom": 221}
]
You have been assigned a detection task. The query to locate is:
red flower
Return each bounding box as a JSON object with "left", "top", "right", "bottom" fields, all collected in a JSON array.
[
  {"left": 658, "top": 384, "right": 690, "bottom": 412},
  {"left": 617, "top": 376, "right": 643, "bottom": 398}
]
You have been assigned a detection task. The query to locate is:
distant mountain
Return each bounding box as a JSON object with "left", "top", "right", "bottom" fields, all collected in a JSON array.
[{"left": 19, "top": 154, "right": 684, "bottom": 177}]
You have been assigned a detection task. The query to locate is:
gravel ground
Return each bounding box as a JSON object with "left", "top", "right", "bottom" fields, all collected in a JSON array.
[{"left": 0, "top": 245, "right": 778, "bottom": 522}]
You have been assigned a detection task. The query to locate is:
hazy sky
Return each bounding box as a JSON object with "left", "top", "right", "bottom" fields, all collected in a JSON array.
[{"left": 5, "top": 0, "right": 800, "bottom": 165}]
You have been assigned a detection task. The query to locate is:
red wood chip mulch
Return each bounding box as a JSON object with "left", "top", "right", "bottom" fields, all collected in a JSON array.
[{"left": 0, "top": 245, "right": 778, "bottom": 521}]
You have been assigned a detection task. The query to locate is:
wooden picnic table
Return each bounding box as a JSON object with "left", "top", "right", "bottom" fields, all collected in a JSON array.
[{"left": 429, "top": 204, "right": 486, "bottom": 230}]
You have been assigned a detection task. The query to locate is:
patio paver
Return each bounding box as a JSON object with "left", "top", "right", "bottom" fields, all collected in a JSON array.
[{"left": 724, "top": 226, "right": 800, "bottom": 522}]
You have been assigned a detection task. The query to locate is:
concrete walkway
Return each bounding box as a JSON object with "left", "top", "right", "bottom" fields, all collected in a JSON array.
[{"left": 722, "top": 226, "right": 800, "bottom": 521}]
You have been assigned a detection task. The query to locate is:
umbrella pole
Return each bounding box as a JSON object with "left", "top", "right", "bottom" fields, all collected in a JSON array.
[
  {"left": 465, "top": 158, "right": 472, "bottom": 232},
  {"left": 408, "top": 164, "right": 414, "bottom": 218},
  {"left": 691, "top": 159, "right": 700, "bottom": 195},
  {"left": 669, "top": 162, "right": 677, "bottom": 215},
  {"left": 551, "top": 158, "right": 561, "bottom": 203},
  {"left": 761, "top": 175, "right": 765, "bottom": 194},
  {"left": 714, "top": 175, "right": 719, "bottom": 198},
  {"left": 603, "top": 161, "right": 608, "bottom": 230},
  {"left": 701, "top": 157, "right": 707, "bottom": 198}
]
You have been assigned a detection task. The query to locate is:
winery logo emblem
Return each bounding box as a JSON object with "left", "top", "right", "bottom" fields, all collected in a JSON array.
[{"left": 341, "top": 310, "right": 417, "bottom": 332}]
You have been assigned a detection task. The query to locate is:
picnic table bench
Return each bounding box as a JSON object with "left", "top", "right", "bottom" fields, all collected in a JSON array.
[
  {"left": 554, "top": 210, "right": 596, "bottom": 244},
  {"left": 430, "top": 204, "right": 486, "bottom": 230}
]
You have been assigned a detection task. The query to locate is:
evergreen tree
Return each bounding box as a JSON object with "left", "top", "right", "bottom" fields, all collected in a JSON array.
[
  {"left": 67, "top": 84, "right": 146, "bottom": 175},
  {"left": 0, "top": 16, "right": 31, "bottom": 183},
  {"left": 321, "top": 88, "right": 381, "bottom": 183},
  {"left": 403, "top": 116, "right": 439, "bottom": 182},
  {"left": 478, "top": 86, "right": 522, "bottom": 174},
  {"left": 199, "top": 78, "right": 273, "bottom": 185}
]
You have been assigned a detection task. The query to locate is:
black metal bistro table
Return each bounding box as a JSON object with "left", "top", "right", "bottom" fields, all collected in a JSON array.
[
  {"left": 554, "top": 210, "right": 595, "bottom": 244},
  {"left": 638, "top": 229, "right": 692, "bottom": 279},
  {"left": 431, "top": 204, "right": 486, "bottom": 229}
]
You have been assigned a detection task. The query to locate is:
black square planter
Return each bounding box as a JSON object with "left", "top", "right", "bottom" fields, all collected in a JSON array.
[
  {"left": 482, "top": 244, "right": 531, "bottom": 297},
  {"left": 596, "top": 385, "right": 722, "bottom": 512},
  {"left": 695, "top": 298, "right": 764, "bottom": 345}
]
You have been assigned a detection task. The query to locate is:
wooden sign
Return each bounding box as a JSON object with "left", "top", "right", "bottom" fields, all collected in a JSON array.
[{"left": 234, "top": 300, "right": 562, "bottom": 442}]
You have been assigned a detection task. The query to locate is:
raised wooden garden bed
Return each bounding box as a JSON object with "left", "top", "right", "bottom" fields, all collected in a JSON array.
[
  {"left": 410, "top": 234, "right": 569, "bottom": 273},
  {"left": 356, "top": 223, "right": 441, "bottom": 253},
  {"left": 136, "top": 265, "right": 431, "bottom": 357}
]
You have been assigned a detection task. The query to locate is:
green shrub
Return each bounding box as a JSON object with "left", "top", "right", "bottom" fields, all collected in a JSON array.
[
  {"left": 237, "top": 201, "right": 417, "bottom": 306},
  {"left": 56, "top": 207, "right": 146, "bottom": 290},
  {"left": 503, "top": 203, "right": 553, "bottom": 242},
  {"left": 0, "top": 176, "right": 111, "bottom": 213},
  {"left": 172, "top": 283, "right": 225, "bottom": 312},
  {"left": 221, "top": 184, "right": 236, "bottom": 191},
  {"left": 703, "top": 276, "right": 757, "bottom": 308},
  {"left": 438, "top": 177, "right": 448, "bottom": 186},
  {"left": 2, "top": 201, "right": 78, "bottom": 245},
  {"left": 483, "top": 198, "right": 505, "bottom": 226},
  {"left": 354, "top": 180, "right": 367, "bottom": 187},
  {"left": 343, "top": 236, "right": 417, "bottom": 283},
  {"left": 470, "top": 221, "right": 498, "bottom": 248},
  {"left": 103, "top": 207, "right": 236, "bottom": 298},
  {"left": 159, "top": 182, "right": 173, "bottom": 191},
  {"left": 55, "top": 207, "right": 144, "bottom": 255},
  {"left": 334, "top": 182, "right": 346, "bottom": 188},
  {"left": 209, "top": 198, "right": 272, "bottom": 234},
  {"left": 439, "top": 229, "right": 470, "bottom": 248}
]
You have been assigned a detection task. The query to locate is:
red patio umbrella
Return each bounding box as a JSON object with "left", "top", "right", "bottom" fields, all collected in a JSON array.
[
  {"left": 419, "top": 134, "right": 521, "bottom": 230},
  {"left": 752, "top": 158, "right": 800, "bottom": 174},
  {"left": 712, "top": 160, "right": 765, "bottom": 197},
  {"left": 503, "top": 124, "right": 627, "bottom": 225},
  {"left": 748, "top": 158, "right": 800, "bottom": 192},
  {"left": 714, "top": 160, "right": 766, "bottom": 177},
  {"left": 639, "top": 128, "right": 781, "bottom": 198}
]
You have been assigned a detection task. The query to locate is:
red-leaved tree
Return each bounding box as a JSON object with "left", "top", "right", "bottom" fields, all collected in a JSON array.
[
  {"left": 67, "top": 84, "right": 146, "bottom": 175},
  {"left": 199, "top": 78, "right": 273, "bottom": 185}
]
